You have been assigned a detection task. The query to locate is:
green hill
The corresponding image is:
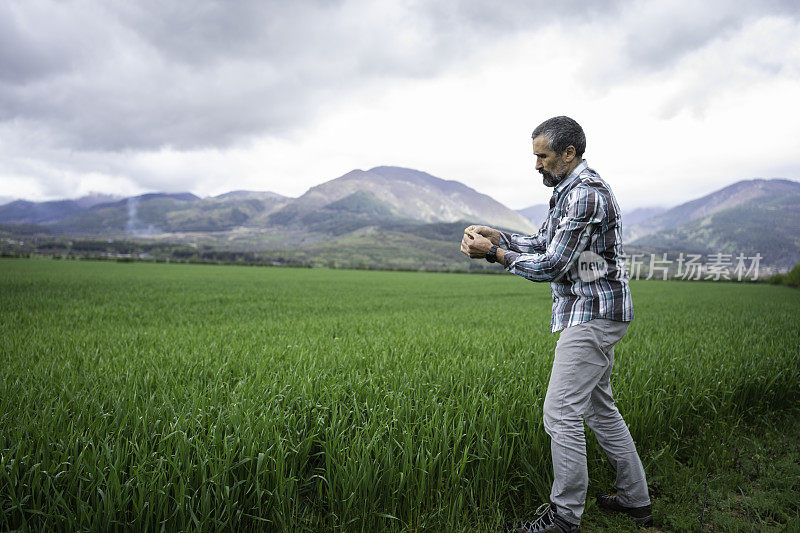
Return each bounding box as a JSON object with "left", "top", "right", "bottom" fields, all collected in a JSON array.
[
  {"left": 633, "top": 193, "right": 800, "bottom": 269},
  {"left": 299, "top": 191, "right": 411, "bottom": 235},
  {"left": 627, "top": 178, "right": 800, "bottom": 241}
]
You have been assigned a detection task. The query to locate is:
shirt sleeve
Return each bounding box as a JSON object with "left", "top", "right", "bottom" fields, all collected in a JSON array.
[
  {"left": 502, "top": 186, "right": 606, "bottom": 282},
  {"left": 498, "top": 218, "right": 548, "bottom": 254}
]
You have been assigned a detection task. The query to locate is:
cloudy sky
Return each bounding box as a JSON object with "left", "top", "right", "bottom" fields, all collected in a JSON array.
[{"left": 2, "top": 0, "right": 799, "bottom": 210}]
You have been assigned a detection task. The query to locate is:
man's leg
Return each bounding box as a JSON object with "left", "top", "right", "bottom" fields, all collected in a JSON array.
[
  {"left": 543, "top": 318, "right": 616, "bottom": 525},
  {"left": 584, "top": 321, "right": 650, "bottom": 508}
]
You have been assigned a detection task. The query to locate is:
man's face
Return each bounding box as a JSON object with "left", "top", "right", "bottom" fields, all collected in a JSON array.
[{"left": 533, "top": 135, "right": 570, "bottom": 187}]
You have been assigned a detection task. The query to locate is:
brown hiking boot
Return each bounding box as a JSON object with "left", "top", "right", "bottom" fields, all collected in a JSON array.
[{"left": 595, "top": 494, "right": 652, "bottom": 526}]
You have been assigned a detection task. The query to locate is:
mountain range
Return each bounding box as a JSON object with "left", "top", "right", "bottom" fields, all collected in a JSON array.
[
  {"left": 0, "top": 193, "right": 119, "bottom": 225},
  {"left": 627, "top": 179, "right": 800, "bottom": 268},
  {"left": 624, "top": 179, "right": 800, "bottom": 242},
  {"left": 0, "top": 166, "right": 533, "bottom": 236},
  {"left": 1, "top": 167, "right": 798, "bottom": 270}
]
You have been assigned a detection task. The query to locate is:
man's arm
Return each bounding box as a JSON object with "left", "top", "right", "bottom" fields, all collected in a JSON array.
[
  {"left": 467, "top": 223, "right": 547, "bottom": 254},
  {"left": 502, "top": 186, "right": 605, "bottom": 281},
  {"left": 498, "top": 219, "right": 548, "bottom": 254}
]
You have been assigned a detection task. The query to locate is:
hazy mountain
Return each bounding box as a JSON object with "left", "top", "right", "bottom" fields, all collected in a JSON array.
[
  {"left": 4, "top": 171, "right": 798, "bottom": 270},
  {"left": 2, "top": 167, "right": 531, "bottom": 236},
  {"left": 0, "top": 199, "right": 90, "bottom": 225},
  {"left": 0, "top": 196, "right": 16, "bottom": 206},
  {"left": 54, "top": 193, "right": 197, "bottom": 234},
  {"left": 54, "top": 192, "right": 292, "bottom": 234},
  {"left": 0, "top": 193, "right": 123, "bottom": 224},
  {"left": 624, "top": 206, "right": 669, "bottom": 227},
  {"left": 627, "top": 179, "right": 800, "bottom": 241},
  {"left": 74, "top": 193, "right": 122, "bottom": 208},
  {"left": 632, "top": 179, "right": 800, "bottom": 269},
  {"left": 268, "top": 166, "right": 536, "bottom": 233},
  {"left": 215, "top": 190, "right": 289, "bottom": 201},
  {"left": 516, "top": 204, "right": 548, "bottom": 228}
]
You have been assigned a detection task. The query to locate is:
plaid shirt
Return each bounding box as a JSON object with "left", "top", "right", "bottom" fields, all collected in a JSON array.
[{"left": 499, "top": 160, "right": 633, "bottom": 332}]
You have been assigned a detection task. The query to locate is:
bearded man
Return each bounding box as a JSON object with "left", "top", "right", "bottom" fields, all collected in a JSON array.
[{"left": 461, "top": 116, "right": 652, "bottom": 532}]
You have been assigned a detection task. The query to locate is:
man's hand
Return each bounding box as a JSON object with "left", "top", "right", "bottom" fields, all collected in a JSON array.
[
  {"left": 461, "top": 229, "right": 493, "bottom": 258},
  {"left": 464, "top": 224, "right": 501, "bottom": 245}
]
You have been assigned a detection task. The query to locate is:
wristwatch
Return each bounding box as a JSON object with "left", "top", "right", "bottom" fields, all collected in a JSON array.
[{"left": 485, "top": 245, "right": 499, "bottom": 263}]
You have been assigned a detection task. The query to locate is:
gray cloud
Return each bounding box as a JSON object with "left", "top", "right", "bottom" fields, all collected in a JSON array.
[
  {"left": 0, "top": 14, "right": 61, "bottom": 83},
  {"left": 615, "top": 0, "right": 800, "bottom": 74},
  {"left": 2, "top": 1, "right": 369, "bottom": 151},
  {"left": 2, "top": 0, "right": 634, "bottom": 154},
  {"left": 2, "top": 0, "right": 800, "bottom": 202},
  {"left": 3, "top": 0, "right": 798, "bottom": 154}
]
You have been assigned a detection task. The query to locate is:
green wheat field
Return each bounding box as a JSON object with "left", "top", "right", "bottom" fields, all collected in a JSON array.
[{"left": 1, "top": 259, "right": 799, "bottom": 531}]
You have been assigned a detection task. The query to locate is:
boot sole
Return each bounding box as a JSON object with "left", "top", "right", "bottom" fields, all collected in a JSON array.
[{"left": 598, "top": 506, "right": 653, "bottom": 527}]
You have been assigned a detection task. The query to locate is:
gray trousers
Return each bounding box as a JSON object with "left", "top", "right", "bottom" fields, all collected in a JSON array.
[{"left": 543, "top": 318, "right": 650, "bottom": 525}]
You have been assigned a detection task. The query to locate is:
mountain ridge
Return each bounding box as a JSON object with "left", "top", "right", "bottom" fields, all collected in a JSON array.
[
  {"left": 626, "top": 178, "right": 800, "bottom": 241},
  {"left": 1, "top": 172, "right": 798, "bottom": 270},
  {"left": 215, "top": 190, "right": 290, "bottom": 200},
  {"left": 0, "top": 166, "right": 536, "bottom": 235},
  {"left": 632, "top": 189, "right": 800, "bottom": 269},
  {"left": 267, "top": 166, "right": 535, "bottom": 233}
]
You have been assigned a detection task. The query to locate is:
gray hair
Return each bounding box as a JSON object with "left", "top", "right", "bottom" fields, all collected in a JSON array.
[{"left": 532, "top": 116, "right": 586, "bottom": 157}]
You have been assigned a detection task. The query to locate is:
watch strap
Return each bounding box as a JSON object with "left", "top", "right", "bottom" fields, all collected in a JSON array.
[{"left": 486, "top": 245, "right": 499, "bottom": 263}]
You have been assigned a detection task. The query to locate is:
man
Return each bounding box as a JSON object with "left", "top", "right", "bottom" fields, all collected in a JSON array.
[{"left": 461, "top": 116, "right": 651, "bottom": 532}]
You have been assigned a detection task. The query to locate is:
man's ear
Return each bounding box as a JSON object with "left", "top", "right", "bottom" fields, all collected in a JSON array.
[{"left": 562, "top": 145, "right": 576, "bottom": 163}]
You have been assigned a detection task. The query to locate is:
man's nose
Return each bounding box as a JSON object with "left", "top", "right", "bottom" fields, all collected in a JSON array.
[{"left": 535, "top": 158, "right": 543, "bottom": 170}]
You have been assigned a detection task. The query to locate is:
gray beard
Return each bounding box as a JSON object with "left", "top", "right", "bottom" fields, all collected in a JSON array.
[{"left": 541, "top": 169, "right": 566, "bottom": 187}]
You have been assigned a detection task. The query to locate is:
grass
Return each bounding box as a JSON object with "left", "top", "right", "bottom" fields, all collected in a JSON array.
[
  {"left": 582, "top": 408, "right": 800, "bottom": 532},
  {"left": 1, "top": 258, "right": 798, "bottom": 531}
]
